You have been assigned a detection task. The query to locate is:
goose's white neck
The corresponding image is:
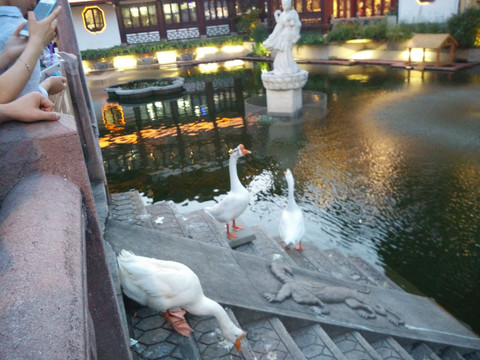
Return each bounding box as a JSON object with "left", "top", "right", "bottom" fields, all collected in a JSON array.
[
  {"left": 286, "top": 176, "right": 297, "bottom": 210},
  {"left": 229, "top": 155, "right": 243, "bottom": 192},
  {"left": 196, "top": 297, "right": 241, "bottom": 341}
]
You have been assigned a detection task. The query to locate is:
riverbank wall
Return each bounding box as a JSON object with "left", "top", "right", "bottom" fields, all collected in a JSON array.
[
  {"left": 82, "top": 41, "right": 480, "bottom": 73},
  {"left": 0, "top": 53, "right": 132, "bottom": 359}
]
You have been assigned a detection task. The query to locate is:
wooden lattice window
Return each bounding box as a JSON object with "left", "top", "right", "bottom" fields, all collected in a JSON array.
[{"left": 83, "top": 6, "right": 105, "bottom": 33}]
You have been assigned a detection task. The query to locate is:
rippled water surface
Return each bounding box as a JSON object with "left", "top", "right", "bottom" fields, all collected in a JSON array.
[{"left": 88, "top": 62, "right": 480, "bottom": 334}]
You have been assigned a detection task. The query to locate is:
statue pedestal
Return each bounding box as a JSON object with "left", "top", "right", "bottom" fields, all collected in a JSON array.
[
  {"left": 266, "top": 88, "right": 303, "bottom": 115},
  {"left": 261, "top": 70, "right": 308, "bottom": 115}
]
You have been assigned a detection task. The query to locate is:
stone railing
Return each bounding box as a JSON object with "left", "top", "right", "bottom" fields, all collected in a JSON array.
[{"left": 0, "top": 52, "right": 131, "bottom": 359}]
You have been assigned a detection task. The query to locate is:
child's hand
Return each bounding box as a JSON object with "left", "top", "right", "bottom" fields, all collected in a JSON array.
[{"left": 40, "top": 75, "right": 67, "bottom": 95}]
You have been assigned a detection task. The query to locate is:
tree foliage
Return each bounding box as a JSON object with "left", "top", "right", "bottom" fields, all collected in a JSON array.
[{"left": 447, "top": 7, "right": 480, "bottom": 48}]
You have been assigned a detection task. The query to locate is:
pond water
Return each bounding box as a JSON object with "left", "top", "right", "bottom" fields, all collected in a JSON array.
[{"left": 88, "top": 61, "right": 480, "bottom": 334}]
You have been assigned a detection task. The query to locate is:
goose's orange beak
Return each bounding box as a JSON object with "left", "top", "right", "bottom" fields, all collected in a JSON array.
[
  {"left": 234, "top": 332, "right": 246, "bottom": 352},
  {"left": 239, "top": 144, "right": 251, "bottom": 156}
]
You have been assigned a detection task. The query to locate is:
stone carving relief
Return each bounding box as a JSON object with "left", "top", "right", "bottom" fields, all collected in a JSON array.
[{"left": 264, "top": 262, "right": 404, "bottom": 326}]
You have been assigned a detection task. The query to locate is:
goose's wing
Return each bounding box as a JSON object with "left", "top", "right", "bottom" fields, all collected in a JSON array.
[
  {"left": 207, "top": 190, "right": 249, "bottom": 223},
  {"left": 118, "top": 254, "right": 201, "bottom": 309}
]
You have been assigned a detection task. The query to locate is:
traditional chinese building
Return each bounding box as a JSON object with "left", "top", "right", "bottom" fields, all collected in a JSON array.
[{"left": 70, "top": 0, "right": 479, "bottom": 51}]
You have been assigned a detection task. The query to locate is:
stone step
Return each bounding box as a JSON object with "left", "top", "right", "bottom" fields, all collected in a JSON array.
[
  {"left": 410, "top": 343, "right": 442, "bottom": 360},
  {"left": 244, "top": 316, "right": 307, "bottom": 360},
  {"left": 182, "top": 209, "right": 233, "bottom": 248},
  {"left": 145, "top": 200, "right": 191, "bottom": 238},
  {"left": 106, "top": 192, "right": 480, "bottom": 359},
  {"left": 234, "top": 225, "right": 298, "bottom": 267},
  {"left": 125, "top": 300, "right": 200, "bottom": 360},
  {"left": 188, "top": 307, "right": 256, "bottom": 359},
  {"left": 275, "top": 236, "right": 382, "bottom": 286},
  {"left": 110, "top": 190, "right": 154, "bottom": 228},
  {"left": 125, "top": 297, "right": 255, "bottom": 360},
  {"left": 324, "top": 248, "right": 382, "bottom": 287},
  {"left": 289, "top": 323, "right": 348, "bottom": 360},
  {"left": 464, "top": 351, "right": 480, "bottom": 360},
  {"left": 347, "top": 254, "right": 403, "bottom": 291},
  {"left": 371, "top": 336, "right": 415, "bottom": 360},
  {"left": 333, "top": 331, "right": 383, "bottom": 360},
  {"left": 441, "top": 347, "right": 467, "bottom": 360},
  {"left": 110, "top": 191, "right": 401, "bottom": 292}
]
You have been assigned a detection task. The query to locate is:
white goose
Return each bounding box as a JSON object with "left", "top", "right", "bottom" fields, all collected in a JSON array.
[
  {"left": 206, "top": 144, "right": 251, "bottom": 240},
  {"left": 117, "top": 250, "right": 246, "bottom": 351},
  {"left": 279, "top": 169, "right": 305, "bottom": 250}
]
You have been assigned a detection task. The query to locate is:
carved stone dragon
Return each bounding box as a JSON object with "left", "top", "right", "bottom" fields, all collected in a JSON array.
[{"left": 264, "top": 262, "right": 404, "bottom": 326}]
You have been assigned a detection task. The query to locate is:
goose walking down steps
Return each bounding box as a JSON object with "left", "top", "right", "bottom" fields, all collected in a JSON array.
[{"left": 116, "top": 250, "right": 246, "bottom": 352}]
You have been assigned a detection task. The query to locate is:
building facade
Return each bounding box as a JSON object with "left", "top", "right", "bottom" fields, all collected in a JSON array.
[{"left": 71, "top": 0, "right": 476, "bottom": 51}]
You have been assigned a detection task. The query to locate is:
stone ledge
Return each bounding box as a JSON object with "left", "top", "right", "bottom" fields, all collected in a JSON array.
[
  {"left": 0, "top": 174, "right": 92, "bottom": 359},
  {"left": 0, "top": 115, "right": 91, "bottom": 204},
  {"left": 0, "top": 115, "right": 132, "bottom": 359}
]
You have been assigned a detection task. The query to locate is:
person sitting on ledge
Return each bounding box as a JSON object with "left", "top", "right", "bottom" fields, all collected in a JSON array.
[
  {"left": 0, "top": 92, "right": 60, "bottom": 123},
  {"left": 0, "top": 0, "right": 66, "bottom": 103}
]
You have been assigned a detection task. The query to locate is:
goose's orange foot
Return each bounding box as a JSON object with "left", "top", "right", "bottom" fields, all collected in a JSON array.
[
  {"left": 164, "top": 309, "right": 193, "bottom": 337},
  {"left": 226, "top": 224, "right": 238, "bottom": 240},
  {"left": 227, "top": 231, "right": 238, "bottom": 240},
  {"left": 232, "top": 220, "right": 243, "bottom": 232},
  {"left": 282, "top": 243, "right": 290, "bottom": 250},
  {"left": 295, "top": 242, "right": 305, "bottom": 251}
]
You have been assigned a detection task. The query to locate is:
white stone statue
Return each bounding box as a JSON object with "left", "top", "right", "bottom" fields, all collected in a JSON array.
[{"left": 263, "top": 0, "right": 302, "bottom": 75}]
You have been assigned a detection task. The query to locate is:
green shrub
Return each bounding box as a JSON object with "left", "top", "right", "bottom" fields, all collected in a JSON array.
[
  {"left": 359, "top": 21, "right": 387, "bottom": 41},
  {"left": 326, "top": 23, "right": 360, "bottom": 43},
  {"left": 80, "top": 36, "right": 244, "bottom": 60},
  {"left": 414, "top": 22, "right": 447, "bottom": 34},
  {"left": 248, "top": 42, "right": 268, "bottom": 57},
  {"left": 447, "top": 7, "right": 480, "bottom": 48},
  {"left": 252, "top": 24, "right": 268, "bottom": 44},
  {"left": 386, "top": 23, "right": 414, "bottom": 41},
  {"left": 236, "top": 9, "right": 262, "bottom": 40},
  {"left": 297, "top": 31, "right": 325, "bottom": 46}
]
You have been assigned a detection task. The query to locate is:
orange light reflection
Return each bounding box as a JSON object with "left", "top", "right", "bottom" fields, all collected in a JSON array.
[{"left": 99, "top": 116, "right": 244, "bottom": 148}]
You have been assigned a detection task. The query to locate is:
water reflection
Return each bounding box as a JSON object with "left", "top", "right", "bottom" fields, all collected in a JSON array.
[{"left": 92, "top": 63, "right": 480, "bottom": 334}]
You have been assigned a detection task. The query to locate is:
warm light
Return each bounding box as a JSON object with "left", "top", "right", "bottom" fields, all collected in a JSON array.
[
  {"left": 416, "top": 0, "right": 435, "bottom": 5},
  {"left": 196, "top": 47, "right": 218, "bottom": 59},
  {"left": 82, "top": 60, "right": 93, "bottom": 74},
  {"left": 113, "top": 56, "right": 137, "bottom": 70},
  {"left": 346, "top": 74, "right": 370, "bottom": 82},
  {"left": 156, "top": 51, "right": 177, "bottom": 64},
  {"left": 346, "top": 39, "right": 371, "bottom": 44},
  {"left": 82, "top": 6, "right": 106, "bottom": 33},
  {"left": 221, "top": 45, "right": 244, "bottom": 53},
  {"left": 403, "top": 48, "right": 432, "bottom": 63},
  {"left": 99, "top": 116, "right": 245, "bottom": 148},
  {"left": 198, "top": 63, "right": 219, "bottom": 73},
  {"left": 349, "top": 51, "right": 374, "bottom": 60},
  {"left": 102, "top": 103, "right": 125, "bottom": 132},
  {"left": 224, "top": 60, "right": 244, "bottom": 68}
]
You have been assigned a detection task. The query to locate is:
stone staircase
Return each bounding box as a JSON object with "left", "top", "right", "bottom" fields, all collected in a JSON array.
[{"left": 105, "top": 190, "right": 480, "bottom": 360}]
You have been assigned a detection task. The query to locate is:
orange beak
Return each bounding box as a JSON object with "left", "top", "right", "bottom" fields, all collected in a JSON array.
[
  {"left": 234, "top": 332, "right": 246, "bottom": 352},
  {"left": 239, "top": 144, "right": 251, "bottom": 156}
]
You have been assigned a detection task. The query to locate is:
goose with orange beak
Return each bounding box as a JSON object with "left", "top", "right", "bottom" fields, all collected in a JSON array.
[{"left": 206, "top": 144, "right": 252, "bottom": 240}]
